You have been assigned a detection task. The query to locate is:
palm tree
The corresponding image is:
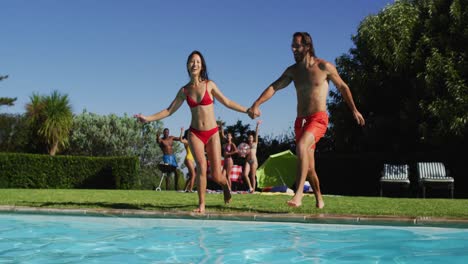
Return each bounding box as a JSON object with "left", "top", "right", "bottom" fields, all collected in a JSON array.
[{"left": 25, "top": 91, "right": 73, "bottom": 156}]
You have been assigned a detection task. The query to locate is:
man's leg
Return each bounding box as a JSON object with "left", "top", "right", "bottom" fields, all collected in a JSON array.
[
  {"left": 174, "top": 170, "right": 179, "bottom": 191},
  {"left": 287, "top": 131, "right": 316, "bottom": 207},
  {"left": 165, "top": 173, "right": 170, "bottom": 190},
  {"left": 306, "top": 150, "right": 324, "bottom": 208}
]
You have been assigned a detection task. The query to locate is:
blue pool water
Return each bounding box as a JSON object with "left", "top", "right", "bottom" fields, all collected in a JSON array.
[{"left": 0, "top": 214, "right": 467, "bottom": 263}]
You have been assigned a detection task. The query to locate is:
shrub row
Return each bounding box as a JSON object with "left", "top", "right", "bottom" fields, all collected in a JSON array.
[{"left": 0, "top": 153, "right": 139, "bottom": 189}]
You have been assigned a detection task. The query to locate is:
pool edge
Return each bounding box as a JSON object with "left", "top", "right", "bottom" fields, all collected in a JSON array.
[{"left": 1, "top": 205, "right": 468, "bottom": 228}]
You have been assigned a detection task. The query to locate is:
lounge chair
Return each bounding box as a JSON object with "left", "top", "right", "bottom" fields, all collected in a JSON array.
[
  {"left": 417, "top": 162, "right": 454, "bottom": 198},
  {"left": 379, "top": 164, "right": 410, "bottom": 197}
]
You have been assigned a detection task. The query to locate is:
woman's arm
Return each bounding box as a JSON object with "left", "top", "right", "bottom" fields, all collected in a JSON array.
[
  {"left": 227, "top": 143, "right": 238, "bottom": 156},
  {"left": 177, "top": 127, "right": 185, "bottom": 143},
  {"left": 254, "top": 120, "right": 262, "bottom": 143},
  {"left": 210, "top": 81, "right": 248, "bottom": 114},
  {"left": 135, "top": 88, "right": 185, "bottom": 123},
  {"left": 219, "top": 123, "right": 226, "bottom": 140}
]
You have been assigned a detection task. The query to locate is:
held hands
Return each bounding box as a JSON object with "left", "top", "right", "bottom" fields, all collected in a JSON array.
[{"left": 247, "top": 105, "right": 261, "bottom": 119}]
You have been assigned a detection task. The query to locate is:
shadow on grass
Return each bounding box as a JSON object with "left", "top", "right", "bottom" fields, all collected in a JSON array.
[
  {"left": 19, "top": 201, "right": 194, "bottom": 211},
  {"left": 16, "top": 201, "right": 287, "bottom": 214},
  {"left": 207, "top": 205, "right": 287, "bottom": 214}
]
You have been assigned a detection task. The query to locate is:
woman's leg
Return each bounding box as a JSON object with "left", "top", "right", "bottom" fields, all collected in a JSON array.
[
  {"left": 225, "top": 158, "right": 233, "bottom": 189},
  {"left": 243, "top": 162, "right": 253, "bottom": 192},
  {"left": 184, "top": 158, "right": 196, "bottom": 191},
  {"left": 189, "top": 133, "right": 208, "bottom": 213},
  {"left": 250, "top": 161, "right": 258, "bottom": 191},
  {"left": 183, "top": 164, "right": 189, "bottom": 191},
  {"left": 205, "top": 134, "right": 231, "bottom": 204},
  {"left": 188, "top": 160, "right": 196, "bottom": 191}
]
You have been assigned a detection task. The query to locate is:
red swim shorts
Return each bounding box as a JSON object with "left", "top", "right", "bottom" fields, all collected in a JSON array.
[{"left": 294, "top": 111, "right": 329, "bottom": 150}]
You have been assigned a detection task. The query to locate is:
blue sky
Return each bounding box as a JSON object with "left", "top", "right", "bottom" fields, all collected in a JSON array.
[{"left": 1, "top": 0, "right": 395, "bottom": 137}]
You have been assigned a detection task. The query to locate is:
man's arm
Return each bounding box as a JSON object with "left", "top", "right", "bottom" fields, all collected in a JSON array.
[
  {"left": 156, "top": 131, "right": 162, "bottom": 144},
  {"left": 326, "top": 62, "right": 365, "bottom": 126},
  {"left": 248, "top": 67, "right": 293, "bottom": 119},
  {"left": 172, "top": 135, "right": 182, "bottom": 142}
]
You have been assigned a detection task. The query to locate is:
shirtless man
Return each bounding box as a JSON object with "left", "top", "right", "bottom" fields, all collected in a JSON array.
[
  {"left": 248, "top": 32, "right": 365, "bottom": 208},
  {"left": 157, "top": 128, "right": 181, "bottom": 190}
]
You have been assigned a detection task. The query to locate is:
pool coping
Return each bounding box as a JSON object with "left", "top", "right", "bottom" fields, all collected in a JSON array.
[{"left": 1, "top": 205, "right": 468, "bottom": 228}]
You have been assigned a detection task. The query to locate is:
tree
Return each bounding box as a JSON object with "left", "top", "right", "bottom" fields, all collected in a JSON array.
[
  {"left": 67, "top": 111, "right": 181, "bottom": 189},
  {"left": 0, "top": 75, "right": 17, "bottom": 107},
  {"left": 67, "top": 111, "right": 169, "bottom": 160},
  {"left": 222, "top": 119, "right": 251, "bottom": 143},
  {"left": 329, "top": 0, "right": 467, "bottom": 153},
  {"left": 0, "top": 113, "right": 29, "bottom": 152},
  {"left": 25, "top": 90, "right": 73, "bottom": 155}
]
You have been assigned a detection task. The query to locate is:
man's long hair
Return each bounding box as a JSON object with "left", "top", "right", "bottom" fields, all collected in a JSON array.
[
  {"left": 293, "top": 32, "right": 316, "bottom": 57},
  {"left": 186, "top": 50, "right": 209, "bottom": 81}
]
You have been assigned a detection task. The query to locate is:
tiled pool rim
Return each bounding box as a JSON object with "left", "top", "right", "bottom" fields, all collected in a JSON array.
[{"left": 1, "top": 205, "right": 468, "bottom": 228}]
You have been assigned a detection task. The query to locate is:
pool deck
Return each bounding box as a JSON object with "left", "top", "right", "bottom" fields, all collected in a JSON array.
[{"left": 1, "top": 205, "right": 468, "bottom": 228}]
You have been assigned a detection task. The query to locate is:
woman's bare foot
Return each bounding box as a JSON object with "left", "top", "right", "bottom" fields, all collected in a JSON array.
[
  {"left": 286, "top": 195, "right": 303, "bottom": 207},
  {"left": 193, "top": 206, "right": 205, "bottom": 213},
  {"left": 223, "top": 186, "right": 232, "bottom": 204}
]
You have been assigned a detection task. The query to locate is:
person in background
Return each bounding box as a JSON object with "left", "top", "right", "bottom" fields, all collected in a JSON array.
[
  {"left": 220, "top": 126, "right": 238, "bottom": 190},
  {"left": 180, "top": 128, "right": 196, "bottom": 192},
  {"left": 156, "top": 128, "right": 181, "bottom": 190},
  {"left": 243, "top": 120, "right": 262, "bottom": 193}
]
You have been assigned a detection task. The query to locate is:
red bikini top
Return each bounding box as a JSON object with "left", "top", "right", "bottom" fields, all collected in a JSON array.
[{"left": 184, "top": 81, "right": 214, "bottom": 108}]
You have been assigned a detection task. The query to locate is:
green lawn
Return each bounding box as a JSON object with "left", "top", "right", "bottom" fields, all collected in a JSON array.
[{"left": 1, "top": 189, "right": 467, "bottom": 219}]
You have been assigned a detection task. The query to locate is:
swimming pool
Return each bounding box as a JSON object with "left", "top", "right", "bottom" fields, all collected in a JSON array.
[{"left": 1, "top": 213, "right": 467, "bottom": 263}]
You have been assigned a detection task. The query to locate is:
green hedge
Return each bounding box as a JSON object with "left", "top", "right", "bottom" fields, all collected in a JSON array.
[{"left": 0, "top": 153, "right": 139, "bottom": 189}]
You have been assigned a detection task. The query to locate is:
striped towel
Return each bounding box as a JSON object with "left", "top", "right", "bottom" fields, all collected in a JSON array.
[{"left": 207, "top": 161, "right": 243, "bottom": 183}]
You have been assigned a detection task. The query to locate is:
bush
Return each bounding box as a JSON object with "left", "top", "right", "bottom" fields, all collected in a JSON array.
[{"left": 0, "top": 153, "right": 139, "bottom": 189}]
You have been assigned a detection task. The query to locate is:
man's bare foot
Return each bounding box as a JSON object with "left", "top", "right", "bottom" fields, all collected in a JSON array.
[
  {"left": 286, "top": 195, "right": 302, "bottom": 207},
  {"left": 193, "top": 206, "right": 205, "bottom": 213},
  {"left": 223, "top": 186, "right": 232, "bottom": 204},
  {"left": 316, "top": 200, "right": 325, "bottom": 209}
]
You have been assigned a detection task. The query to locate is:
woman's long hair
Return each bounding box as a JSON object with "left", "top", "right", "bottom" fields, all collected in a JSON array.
[{"left": 186, "top": 50, "right": 209, "bottom": 81}]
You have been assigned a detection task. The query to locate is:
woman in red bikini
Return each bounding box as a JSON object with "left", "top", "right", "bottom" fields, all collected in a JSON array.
[{"left": 135, "top": 50, "right": 249, "bottom": 213}]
